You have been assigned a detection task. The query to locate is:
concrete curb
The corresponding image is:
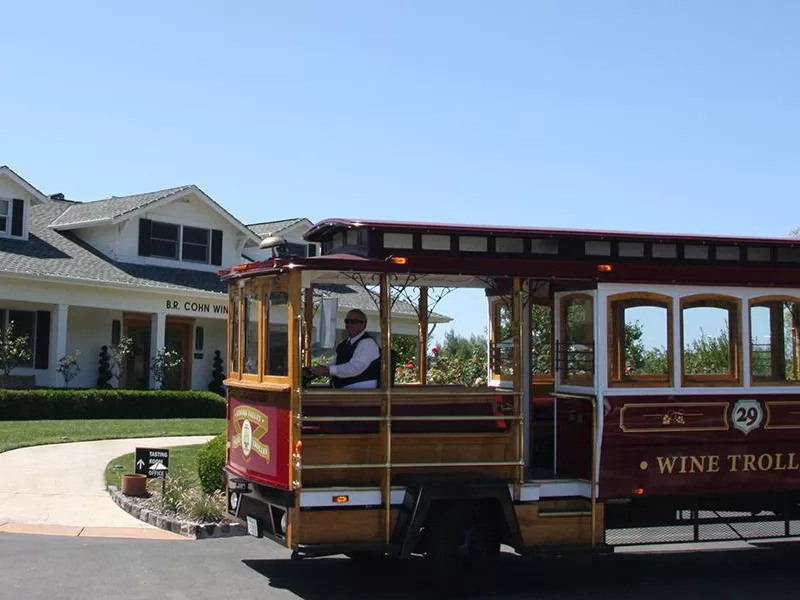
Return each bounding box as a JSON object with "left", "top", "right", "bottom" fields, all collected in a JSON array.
[{"left": 108, "top": 486, "right": 247, "bottom": 540}]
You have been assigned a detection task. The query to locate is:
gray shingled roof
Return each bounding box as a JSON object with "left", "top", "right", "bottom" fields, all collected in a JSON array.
[
  {"left": 248, "top": 218, "right": 309, "bottom": 237},
  {"left": 49, "top": 186, "right": 193, "bottom": 228},
  {"left": 0, "top": 201, "right": 226, "bottom": 294}
]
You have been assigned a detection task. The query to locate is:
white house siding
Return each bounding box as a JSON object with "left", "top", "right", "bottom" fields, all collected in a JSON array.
[
  {"left": 72, "top": 225, "right": 120, "bottom": 261},
  {"left": 64, "top": 306, "right": 120, "bottom": 389},
  {"left": 191, "top": 318, "right": 227, "bottom": 390}
]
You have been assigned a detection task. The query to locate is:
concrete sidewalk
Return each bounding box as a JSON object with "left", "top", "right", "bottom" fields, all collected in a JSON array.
[{"left": 0, "top": 436, "right": 212, "bottom": 540}]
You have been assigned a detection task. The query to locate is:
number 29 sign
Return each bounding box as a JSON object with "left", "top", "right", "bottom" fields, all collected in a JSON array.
[{"left": 732, "top": 399, "right": 763, "bottom": 435}]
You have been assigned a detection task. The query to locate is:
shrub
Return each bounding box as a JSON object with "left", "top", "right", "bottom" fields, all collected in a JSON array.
[
  {"left": 97, "top": 345, "right": 113, "bottom": 389},
  {"left": 189, "top": 489, "right": 226, "bottom": 521},
  {"left": 154, "top": 468, "right": 196, "bottom": 513},
  {"left": 208, "top": 350, "right": 225, "bottom": 396},
  {"left": 0, "top": 389, "right": 226, "bottom": 420},
  {"left": 197, "top": 432, "right": 226, "bottom": 494}
]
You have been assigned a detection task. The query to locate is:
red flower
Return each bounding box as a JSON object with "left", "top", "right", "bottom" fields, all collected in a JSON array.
[
  {"left": 431, "top": 346, "right": 440, "bottom": 355},
  {"left": 405, "top": 362, "right": 414, "bottom": 369}
]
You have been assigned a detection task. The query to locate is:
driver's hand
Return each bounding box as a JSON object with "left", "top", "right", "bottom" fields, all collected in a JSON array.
[{"left": 310, "top": 365, "right": 329, "bottom": 377}]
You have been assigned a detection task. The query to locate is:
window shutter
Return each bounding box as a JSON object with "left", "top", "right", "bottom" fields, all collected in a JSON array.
[
  {"left": 210, "top": 229, "right": 223, "bottom": 266},
  {"left": 138, "top": 218, "right": 152, "bottom": 256},
  {"left": 195, "top": 326, "right": 204, "bottom": 351},
  {"left": 111, "top": 320, "right": 121, "bottom": 345},
  {"left": 35, "top": 311, "right": 50, "bottom": 370},
  {"left": 11, "top": 199, "right": 24, "bottom": 237}
]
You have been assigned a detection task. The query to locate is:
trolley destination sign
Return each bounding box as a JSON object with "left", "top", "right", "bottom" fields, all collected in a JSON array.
[{"left": 135, "top": 447, "right": 170, "bottom": 478}]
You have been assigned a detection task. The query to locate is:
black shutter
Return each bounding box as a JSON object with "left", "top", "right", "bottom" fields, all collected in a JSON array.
[
  {"left": 195, "top": 326, "right": 204, "bottom": 351},
  {"left": 307, "top": 244, "right": 317, "bottom": 257},
  {"left": 11, "top": 199, "right": 24, "bottom": 237},
  {"left": 111, "top": 320, "right": 121, "bottom": 345},
  {"left": 138, "top": 218, "right": 152, "bottom": 256},
  {"left": 210, "top": 229, "right": 223, "bottom": 266},
  {"left": 35, "top": 311, "right": 50, "bottom": 370}
]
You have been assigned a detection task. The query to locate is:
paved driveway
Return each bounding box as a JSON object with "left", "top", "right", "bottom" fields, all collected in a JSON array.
[{"left": 0, "top": 436, "right": 212, "bottom": 539}]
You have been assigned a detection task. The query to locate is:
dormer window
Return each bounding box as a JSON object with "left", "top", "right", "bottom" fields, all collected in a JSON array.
[
  {"left": 0, "top": 197, "right": 25, "bottom": 238},
  {"left": 182, "top": 226, "right": 210, "bottom": 262},
  {"left": 150, "top": 221, "right": 180, "bottom": 259},
  {"left": 0, "top": 199, "right": 8, "bottom": 233},
  {"left": 139, "top": 218, "right": 223, "bottom": 265}
]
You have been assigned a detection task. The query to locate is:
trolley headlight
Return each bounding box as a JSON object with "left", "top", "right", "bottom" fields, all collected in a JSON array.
[{"left": 229, "top": 492, "right": 239, "bottom": 511}]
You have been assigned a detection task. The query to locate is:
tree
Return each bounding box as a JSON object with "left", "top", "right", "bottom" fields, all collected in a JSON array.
[
  {"left": 56, "top": 350, "right": 81, "bottom": 388},
  {"left": 208, "top": 350, "right": 226, "bottom": 396},
  {"left": 427, "top": 329, "right": 488, "bottom": 386},
  {"left": 109, "top": 336, "right": 134, "bottom": 388},
  {"left": 97, "top": 345, "right": 113, "bottom": 389},
  {"left": 531, "top": 304, "right": 552, "bottom": 376},
  {"left": 0, "top": 321, "right": 32, "bottom": 381},
  {"left": 151, "top": 347, "right": 182, "bottom": 389},
  {"left": 683, "top": 326, "right": 730, "bottom": 374}
]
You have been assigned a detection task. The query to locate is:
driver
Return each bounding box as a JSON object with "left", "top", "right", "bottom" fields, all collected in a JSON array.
[{"left": 310, "top": 309, "right": 380, "bottom": 388}]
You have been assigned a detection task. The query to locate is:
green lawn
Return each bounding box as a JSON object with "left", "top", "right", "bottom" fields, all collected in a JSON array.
[
  {"left": 105, "top": 444, "right": 204, "bottom": 489},
  {"left": 0, "top": 418, "right": 225, "bottom": 454}
]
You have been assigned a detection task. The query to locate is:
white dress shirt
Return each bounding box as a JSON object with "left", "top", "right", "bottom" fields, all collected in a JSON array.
[{"left": 329, "top": 330, "right": 380, "bottom": 388}]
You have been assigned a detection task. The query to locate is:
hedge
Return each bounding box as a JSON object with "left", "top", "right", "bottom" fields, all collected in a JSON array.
[
  {"left": 0, "top": 389, "right": 226, "bottom": 421},
  {"left": 197, "top": 432, "right": 226, "bottom": 494}
]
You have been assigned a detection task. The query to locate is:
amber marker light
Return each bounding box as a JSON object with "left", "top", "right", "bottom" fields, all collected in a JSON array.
[
  {"left": 633, "top": 488, "right": 646, "bottom": 496},
  {"left": 597, "top": 264, "right": 613, "bottom": 272},
  {"left": 389, "top": 256, "right": 408, "bottom": 265},
  {"left": 232, "top": 264, "right": 249, "bottom": 272},
  {"left": 333, "top": 495, "right": 350, "bottom": 504},
  {"left": 294, "top": 440, "right": 303, "bottom": 455}
]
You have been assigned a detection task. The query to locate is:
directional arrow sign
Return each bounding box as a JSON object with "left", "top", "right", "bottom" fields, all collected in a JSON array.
[{"left": 134, "top": 448, "right": 170, "bottom": 478}]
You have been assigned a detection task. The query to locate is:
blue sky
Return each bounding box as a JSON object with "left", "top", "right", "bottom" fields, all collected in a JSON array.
[{"left": 2, "top": 1, "right": 799, "bottom": 339}]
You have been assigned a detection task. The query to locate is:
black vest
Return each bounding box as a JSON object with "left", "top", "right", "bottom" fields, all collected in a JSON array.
[{"left": 330, "top": 333, "right": 381, "bottom": 388}]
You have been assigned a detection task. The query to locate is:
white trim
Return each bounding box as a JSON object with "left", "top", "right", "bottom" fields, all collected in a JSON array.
[
  {"left": 0, "top": 271, "right": 225, "bottom": 300},
  {"left": 299, "top": 481, "right": 593, "bottom": 508},
  {"left": 299, "top": 487, "right": 406, "bottom": 508},
  {"left": 0, "top": 197, "right": 9, "bottom": 235},
  {"left": 0, "top": 167, "right": 49, "bottom": 204},
  {"left": 115, "top": 187, "right": 261, "bottom": 245},
  {"left": 49, "top": 186, "right": 261, "bottom": 247},
  {"left": 512, "top": 480, "right": 593, "bottom": 502}
]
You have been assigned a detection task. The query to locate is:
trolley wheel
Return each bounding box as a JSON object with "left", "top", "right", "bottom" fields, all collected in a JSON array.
[{"left": 426, "top": 505, "right": 501, "bottom": 596}]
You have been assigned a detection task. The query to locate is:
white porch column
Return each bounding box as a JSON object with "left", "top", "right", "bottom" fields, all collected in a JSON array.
[
  {"left": 150, "top": 312, "right": 166, "bottom": 389},
  {"left": 51, "top": 304, "right": 69, "bottom": 386}
]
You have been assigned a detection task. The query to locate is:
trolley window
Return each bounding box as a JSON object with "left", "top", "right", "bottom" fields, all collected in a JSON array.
[
  {"left": 560, "top": 294, "right": 594, "bottom": 386},
  {"left": 530, "top": 299, "right": 553, "bottom": 385},
  {"left": 680, "top": 295, "right": 741, "bottom": 386},
  {"left": 608, "top": 293, "right": 672, "bottom": 387},
  {"left": 750, "top": 296, "right": 800, "bottom": 385}
]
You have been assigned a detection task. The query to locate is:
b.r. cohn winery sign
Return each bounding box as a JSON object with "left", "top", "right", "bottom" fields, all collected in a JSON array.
[{"left": 165, "top": 299, "right": 228, "bottom": 314}]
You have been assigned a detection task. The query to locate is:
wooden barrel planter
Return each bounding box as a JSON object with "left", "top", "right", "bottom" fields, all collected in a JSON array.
[{"left": 120, "top": 474, "right": 148, "bottom": 496}]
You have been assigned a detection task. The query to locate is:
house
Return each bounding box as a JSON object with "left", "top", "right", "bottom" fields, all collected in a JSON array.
[
  {"left": 0, "top": 167, "right": 443, "bottom": 390},
  {"left": 0, "top": 165, "right": 263, "bottom": 390}
]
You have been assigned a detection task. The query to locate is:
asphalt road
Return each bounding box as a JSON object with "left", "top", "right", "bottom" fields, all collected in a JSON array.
[{"left": 2, "top": 533, "right": 800, "bottom": 600}]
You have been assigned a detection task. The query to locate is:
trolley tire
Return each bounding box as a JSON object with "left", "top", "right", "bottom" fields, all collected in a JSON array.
[{"left": 426, "top": 505, "right": 501, "bottom": 596}]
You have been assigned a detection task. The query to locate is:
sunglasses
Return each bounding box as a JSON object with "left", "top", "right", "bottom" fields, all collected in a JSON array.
[{"left": 344, "top": 319, "right": 364, "bottom": 325}]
